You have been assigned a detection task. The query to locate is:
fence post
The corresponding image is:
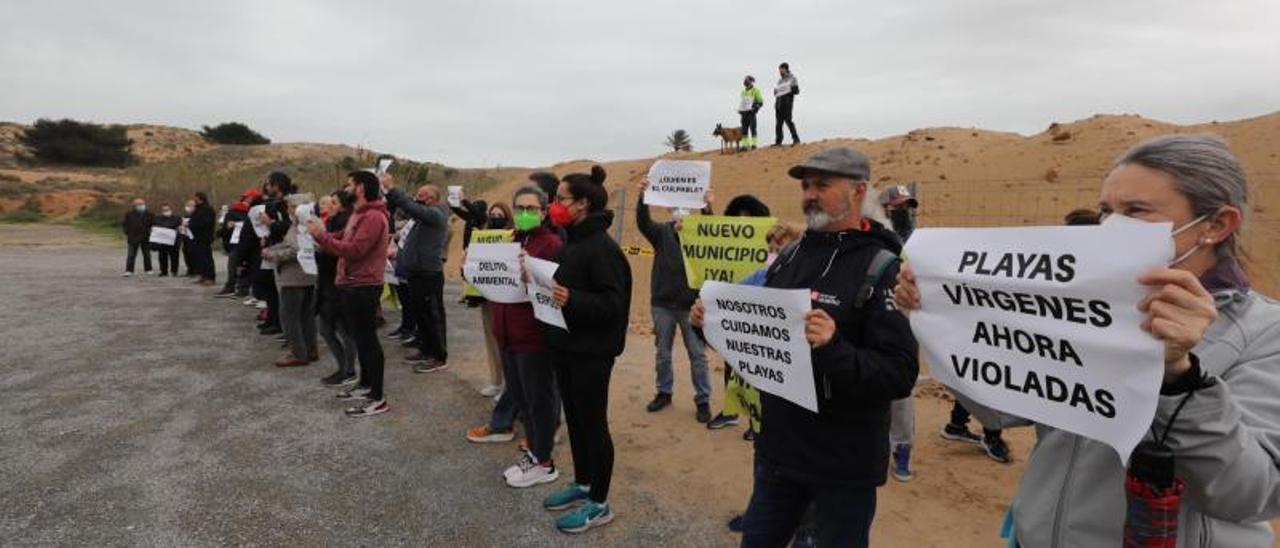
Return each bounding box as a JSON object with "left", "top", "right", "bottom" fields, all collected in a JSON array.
[{"left": 613, "top": 188, "right": 627, "bottom": 242}]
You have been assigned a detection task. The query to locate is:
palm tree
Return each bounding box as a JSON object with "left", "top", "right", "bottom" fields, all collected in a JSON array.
[{"left": 665, "top": 129, "right": 692, "bottom": 152}]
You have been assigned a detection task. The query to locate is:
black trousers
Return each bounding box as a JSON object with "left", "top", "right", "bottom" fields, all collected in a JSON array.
[
  {"left": 506, "top": 349, "right": 560, "bottom": 463},
  {"left": 741, "top": 459, "right": 876, "bottom": 548},
  {"left": 221, "top": 245, "right": 243, "bottom": 292},
  {"left": 125, "top": 240, "right": 152, "bottom": 273},
  {"left": 740, "top": 110, "right": 757, "bottom": 138},
  {"left": 255, "top": 268, "right": 279, "bottom": 326},
  {"left": 774, "top": 98, "right": 799, "bottom": 145},
  {"left": 340, "top": 285, "right": 385, "bottom": 399},
  {"left": 187, "top": 240, "right": 215, "bottom": 282},
  {"left": 552, "top": 353, "right": 615, "bottom": 503},
  {"left": 394, "top": 282, "right": 417, "bottom": 335},
  {"left": 154, "top": 244, "right": 179, "bottom": 275},
  {"left": 180, "top": 238, "right": 196, "bottom": 275},
  {"left": 409, "top": 271, "right": 448, "bottom": 361}
]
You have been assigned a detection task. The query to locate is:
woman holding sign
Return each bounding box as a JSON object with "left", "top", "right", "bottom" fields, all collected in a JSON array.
[
  {"left": 896, "top": 135, "right": 1280, "bottom": 547},
  {"left": 263, "top": 193, "right": 318, "bottom": 368},
  {"left": 539, "top": 165, "right": 632, "bottom": 534}
]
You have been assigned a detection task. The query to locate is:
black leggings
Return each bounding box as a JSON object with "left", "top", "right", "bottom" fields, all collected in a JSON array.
[
  {"left": 740, "top": 110, "right": 757, "bottom": 138},
  {"left": 340, "top": 285, "right": 385, "bottom": 400},
  {"left": 155, "top": 244, "right": 179, "bottom": 275},
  {"left": 553, "top": 353, "right": 615, "bottom": 503},
  {"left": 775, "top": 99, "right": 799, "bottom": 144}
]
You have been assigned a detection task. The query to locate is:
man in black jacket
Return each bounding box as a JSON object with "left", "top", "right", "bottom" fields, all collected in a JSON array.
[
  {"left": 152, "top": 203, "right": 183, "bottom": 277},
  {"left": 694, "top": 148, "right": 918, "bottom": 547},
  {"left": 188, "top": 192, "right": 218, "bottom": 286},
  {"left": 383, "top": 177, "right": 451, "bottom": 371},
  {"left": 121, "top": 197, "right": 154, "bottom": 276}
]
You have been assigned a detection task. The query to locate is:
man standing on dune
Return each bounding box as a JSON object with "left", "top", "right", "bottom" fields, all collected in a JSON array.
[{"left": 773, "top": 62, "right": 801, "bottom": 147}]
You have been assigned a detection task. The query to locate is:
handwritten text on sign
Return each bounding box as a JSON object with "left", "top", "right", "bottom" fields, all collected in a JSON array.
[
  {"left": 701, "top": 281, "right": 816, "bottom": 412},
  {"left": 149, "top": 227, "right": 177, "bottom": 246},
  {"left": 524, "top": 256, "right": 567, "bottom": 329},
  {"left": 904, "top": 222, "right": 1171, "bottom": 460},
  {"left": 463, "top": 243, "right": 529, "bottom": 304},
  {"left": 645, "top": 160, "right": 712, "bottom": 209},
  {"left": 680, "top": 215, "right": 777, "bottom": 288}
]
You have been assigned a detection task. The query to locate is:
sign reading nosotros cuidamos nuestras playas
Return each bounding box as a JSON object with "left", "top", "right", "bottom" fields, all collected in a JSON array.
[
  {"left": 701, "top": 281, "right": 816, "bottom": 412},
  {"left": 904, "top": 222, "right": 1172, "bottom": 460}
]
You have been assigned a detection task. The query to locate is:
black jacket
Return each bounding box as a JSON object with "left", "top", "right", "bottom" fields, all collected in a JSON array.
[
  {"left": 218, "top": 210, "right": 248, "bottom": 252},
  {"left": 264, "top": 195, "right": 291, "bottom": 247},
  {"left": 315, "top": 211, "right": 350, "bottom": 307},
  {"left": 542, "top": 211, "right": 632, "bottom": 359},
  {"left": 756, "top": 221, "right": 918, "bottom": 488},
  {"left": 189, "top": 202, "right": 216, "bottom": 244},
  {"left": 152, "top": 214, "right": 182, "bottom": 246},
  {"left": 636, "top": 194, "right": 706, "bottom": 310},
  {"left": 122, "top": 210, "right": 154, "bottom": 243}
]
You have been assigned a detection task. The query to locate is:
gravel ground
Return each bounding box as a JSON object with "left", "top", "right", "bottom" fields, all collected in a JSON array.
[{"left": 0, "top": 225, "right": 730, "bottom": 547}]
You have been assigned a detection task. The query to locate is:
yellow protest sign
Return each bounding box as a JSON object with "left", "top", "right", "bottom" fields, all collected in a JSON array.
[
  {"left": 463, "top": 229, "right": 515, "bottom": 297},
  {"left": 679, "top": 215, "right": 776, "bottom": 288}
]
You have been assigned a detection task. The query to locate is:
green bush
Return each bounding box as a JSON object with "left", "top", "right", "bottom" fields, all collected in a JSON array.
[
  {"left": 20, "top": 119, "right": 135, "bottom": 167},
  {"left": 200, "top": 122, "right": 271, "bottom": 145}
]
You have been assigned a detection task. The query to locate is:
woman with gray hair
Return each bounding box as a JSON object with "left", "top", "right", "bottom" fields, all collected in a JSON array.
[
  {"left": 264, "top": 193, "right": 319, "bottom": 368},
  {"left": 895, "top": 134, "right": 1280, "bottom": 547}
]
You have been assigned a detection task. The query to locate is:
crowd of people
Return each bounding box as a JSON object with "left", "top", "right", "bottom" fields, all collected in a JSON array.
[{"left": 117, "top": 133, "right": 1280, "bottom": 546}]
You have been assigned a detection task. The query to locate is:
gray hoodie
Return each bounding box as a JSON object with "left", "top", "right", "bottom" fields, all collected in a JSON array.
[
  {"left": 966, "top": 259, "right": 1280, "bottom": 547},
  {"left": 385, "top": 187, "right": 448, "bottom": 274}
]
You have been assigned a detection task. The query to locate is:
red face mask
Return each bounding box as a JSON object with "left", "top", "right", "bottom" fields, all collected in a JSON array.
[{"left": 549, "top": 202, "right": 574, "bottom": 227}]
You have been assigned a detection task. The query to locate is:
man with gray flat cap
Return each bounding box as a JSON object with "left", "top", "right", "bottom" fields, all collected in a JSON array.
[{"left": 693, "top": 147, "right": 918, "bottom": 547}]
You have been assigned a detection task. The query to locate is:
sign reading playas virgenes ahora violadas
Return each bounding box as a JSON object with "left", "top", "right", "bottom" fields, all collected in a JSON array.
[
  {"left": 904, "top": 222, "right": 1172, "bottom": 460},
  {"left": 679, "top": 215, "right": 776, "bottom": 288}
]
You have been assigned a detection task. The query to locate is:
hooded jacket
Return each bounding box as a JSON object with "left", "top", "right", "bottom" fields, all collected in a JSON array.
[
  {"left": 756, "top": 220, "right": 919, "bottom": 488},
  {"left": 314, "top": 199, "right": 389, "bottom": 288},
  {"left": 960, "top": 258, "right": 1280, "bottom": 548},
  {"left": 636, "top": 194, "right": 701, "bottom": 310},
  {"left": 490, "top": 226, "right": 563, "bottom": 353},
  {"left": 541, "top": 211, "right": 633, "bottom": 359},
  {"left": 385, "top": 188, "right": 449, "bottom": 273}
]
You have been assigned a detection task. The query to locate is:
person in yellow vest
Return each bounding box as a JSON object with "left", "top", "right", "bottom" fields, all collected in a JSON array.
[{"left": 738, "top": 75, "right": 764, "bottom": 150}]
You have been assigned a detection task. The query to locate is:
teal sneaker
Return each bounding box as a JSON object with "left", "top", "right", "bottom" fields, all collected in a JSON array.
[
  {"left": 555, "top": 501, "right": 613, "bottom": 534},
  {"left": 542, "top": 482, "right": 590, "bottom": 511}
]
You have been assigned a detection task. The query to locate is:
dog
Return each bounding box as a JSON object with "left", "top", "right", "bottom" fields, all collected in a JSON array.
[{"left": 713, "top": 124, "right": 743, "bottom": 155}]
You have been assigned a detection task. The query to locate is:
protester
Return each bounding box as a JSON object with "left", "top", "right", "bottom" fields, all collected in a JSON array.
[
  {"left": 773, "top": 62, "right": 800, "bottom": 147},
  {"left": 121, "top": 197, "right": 154, "bottom": 276},
  {"left": 265, "top": 193, "right": 318, "bottom": 367},
  {"left": 634, "top": 179, "right": 713, "bottom": 421},
  {"left": 188, "top": 192, "right": 217, "bottom": 286},
  {"left": 738, "top": 75, "right": 764, "bottom": 150},
  {"left": 215, "top": 194, "right": 253, "bottom": 297},
  {"left": 383, "top": 178, "right": 451, "bottom": 374},
  {"left": 151, "top": 203, "right": 182, "bottom": 277},
  {"left": 386, "top": 209, "right": 417, "bottom": 346},
  {"left": 878, "top": 184, "right": 924, "bottom": 480},
  {"left": 308, "top": 171, "right": 391, "bottom": 417},
  {"left": 895, "top": 134, "right": 1280, "bottom": 547},
  {"left": 476, "top": 203, "right": 513, "bottom": 394},
  {"left": 256, "top": 174, "right": 294, "bottom": 331},
  {"left": 693, "top": 148, "right": 919, "bottom": 547},
  {"left": 539, "top": 165, "right": 632, "bottom": 534},
  {"left": 317, "top": 191, "right": 359, "bottom": 386}
]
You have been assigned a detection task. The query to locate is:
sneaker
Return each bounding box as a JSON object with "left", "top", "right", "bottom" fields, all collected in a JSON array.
[
  {"left": 941, "top": 423, "right": 982, "bottom": 444},
  {"left": 214, "top": 289, "right": 236, "bottom": 298},
  {"left": 242, "top": 297, "right": 258, "bottom": 306},
  {"left": 645, "top": 393, "right": 672, "bottom": 412},
  {"left": 506, "top": 455, "right": 560, "bottom": 488},
  {"left": 555, "top": 501, "right": 613, "bottom": 534},
  {"left": 321, "top": 372, "right": 355, "bottom": 386},
  {"left": 383, "top": 328, "right": 405, "bottom": 340},
  {"left": 345, "top": 398, "right": 388, "bottom": 417},
  {"left": 145, "top": 270, "right": 155, "bottom": 276},
  {"left": 403, "top": 351, "right": 428, "bottom": 364},
  {"left": 479, "top": 384, "right": 503, "bottom": 398},
  {"left": 707, "top": 413, "right": 740, "bottom": 430},
  {"left": 727, "top": 514, "right": 745, "bottom": 533},
  {"left": 466, "top": 425, "right": 515, "bottom": 443},
  {"left": 121, "top": 271, "right": 133, "bottom": 277},
  {"left": 399, "top": 336, "right": 419, "bottom": 348},
  {"left": 543, "top": 482, "right": 591, "bottom": 511},
  {"left": 742, "top": 428, "right": 755, "bottom": 442},
  {"left": 695, "top": 403, "right": 712, "bottom": 423},
  {"left": 255, "top": 301, "right": 268, "bottom": 310},
  {"left": 336, "top": 387, "right": 372, "bottom": 400},
  {"left": 414, "top": 360, "right": 448, "bottom": 374},
  {"left": 983, "top": 435, "right": 1012, "bottom": 464},
  {"left": 891, "top": 443, "right": 914, "bottom": 482}
]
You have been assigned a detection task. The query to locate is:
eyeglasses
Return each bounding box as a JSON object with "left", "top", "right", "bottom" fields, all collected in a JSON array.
[
  {"left": 514, "top": 205, "right": 542, "bottom": 213},
  {"left": 555, "top": 194, "right": 576, "bottom": 204}
]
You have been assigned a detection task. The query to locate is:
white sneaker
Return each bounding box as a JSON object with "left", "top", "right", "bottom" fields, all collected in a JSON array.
[
  {"left": 242, "top": 297, "right": 257, "bottom": 306},
  {"left": 479, "top": 384, "right": 503, "bottom": 398},
  {"left": 505, "top": 453, "right": 560, "bottom": 488},
  {"left": 345, "top": 399, "right": 388, "bottom": 417},
  {"left": 255, "top": 301, "right": 268, "bottom": 310},
  {"left": 121, "top": 272, "right": 132, "bottom": 277}
]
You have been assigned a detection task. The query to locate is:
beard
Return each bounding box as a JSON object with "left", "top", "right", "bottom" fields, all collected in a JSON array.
[{"left": 804, "top": 199, "right": 849, "bottom": 231}]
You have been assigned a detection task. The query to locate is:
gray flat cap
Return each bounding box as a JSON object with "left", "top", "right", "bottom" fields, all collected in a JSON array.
[{"left": 787, "top": 147, "right": 871, "bottom": 181}]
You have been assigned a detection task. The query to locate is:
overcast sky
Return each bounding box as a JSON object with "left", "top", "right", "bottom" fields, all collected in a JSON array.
[{"left": 2, "top": 1, "right": 1277, "bottom": 167}]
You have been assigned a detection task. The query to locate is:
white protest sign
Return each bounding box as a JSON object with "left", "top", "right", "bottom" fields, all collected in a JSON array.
[
  {"left": 700, "top": 281, "right": 817, "bottom": 412},
  {"left": 149, "top": 226, "right": 177, "bottom": 246},
  {"left": 181, "top": 217, "right": 193, "bottom": 239},
  {"left": 524, "top": 256, "right": 566, "bottom": 329},
  {"left": 462, "top": 243, "right": 528, "bottom": 304},
  {"left": 447, "top": 186, "right": 463, "bottom": 208},
  {"left": 376, "top": 158, "right": 394, "bottom": 175},
  {"left": 229, "top": 222, "right": 244, "bottom": 245},
  {"left": 384, "top": 259, "right": 398, "bottom": 285},
  {"left": 397, "top": 219, "right": 416, "bottom": 250},
  {"left": 249, "top": 205, "right": 270, "bottom": 238},
  {"left": 645, "top": 160, "right": 711, "bottom": 209},
  {"left": 295, "top": 204, "right": 317, "bottom": 275},
  {"left": 904, "top": 222, "right": 1172, "bottom": 460}
]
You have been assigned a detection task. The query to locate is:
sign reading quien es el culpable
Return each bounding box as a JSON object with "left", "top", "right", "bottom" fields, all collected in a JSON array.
[
  {"left": 904, "top": 220, "right": 1171, "bottom": 460},
  {"left": 644, "top": 160, "right": 712, "bottom": 210}
]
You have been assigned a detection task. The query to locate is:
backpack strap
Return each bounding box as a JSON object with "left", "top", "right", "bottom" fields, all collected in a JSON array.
[{"left": 854, "top": 248, "right": 900, "bottom": 309}]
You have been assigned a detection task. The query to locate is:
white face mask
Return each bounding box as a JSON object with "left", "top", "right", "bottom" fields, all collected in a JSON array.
[
  {"left": 1101, "top": 212, "right": 1208, "bottom": 267},
  {"left": 185, "top": 207, "right": 194, "bottom": 214},
  {"left": 135, "top": 205, "right": 146, "bottom": 213},
  {"left": 161, "top": 210, "right": 172, "bottom": 217}
]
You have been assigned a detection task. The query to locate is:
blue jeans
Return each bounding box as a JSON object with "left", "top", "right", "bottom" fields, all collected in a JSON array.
[
  {"left": 741, "top": 459, "right": 876, "bottom": 548},
  {"left": 652, "top": 305, "right": 710, "bottom": 404}
]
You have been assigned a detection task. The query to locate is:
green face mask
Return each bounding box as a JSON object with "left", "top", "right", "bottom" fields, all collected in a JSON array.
[{"left": 514, "top": 209, "right": 542, "bottom": 231}]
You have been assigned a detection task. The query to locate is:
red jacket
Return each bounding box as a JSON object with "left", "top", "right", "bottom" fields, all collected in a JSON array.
[
  {"left": 315, "top": 200, "right": 389, "bottom": 288},
  {"left": 489, "top": 226, "right": 563, "bottom": 353}
]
